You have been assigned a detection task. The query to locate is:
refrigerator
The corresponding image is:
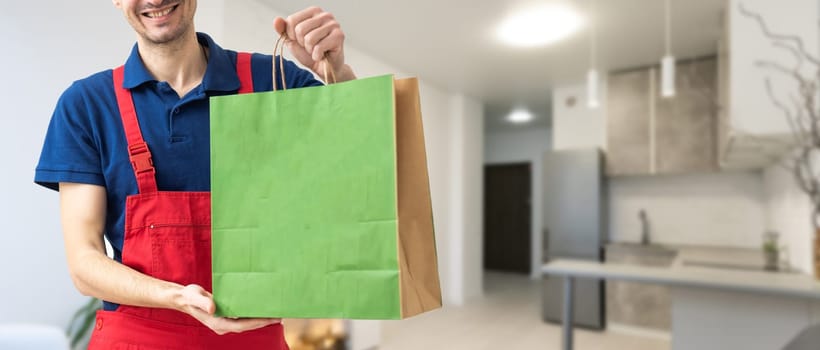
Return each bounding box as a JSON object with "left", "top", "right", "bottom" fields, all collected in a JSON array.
[{"left": 541, "top": 148, "right": 607, "bottom": 329}]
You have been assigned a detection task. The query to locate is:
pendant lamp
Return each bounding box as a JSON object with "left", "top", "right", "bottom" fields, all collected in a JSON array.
[
  {"left": 661, "top": 0, "right": 675, "bottom": 98},
  {"left": 587, "top": 0, "right": 599, "bottom": 108}
]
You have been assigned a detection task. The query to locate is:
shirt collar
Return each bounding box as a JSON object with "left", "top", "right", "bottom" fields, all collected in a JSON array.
[{"left": 121, "top": 32, "right": 241, "bottom": 92}]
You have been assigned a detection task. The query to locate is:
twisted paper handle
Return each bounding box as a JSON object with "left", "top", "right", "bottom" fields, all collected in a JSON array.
[{"left": 273, "top": 32, "right": 337, "bottom": 91}]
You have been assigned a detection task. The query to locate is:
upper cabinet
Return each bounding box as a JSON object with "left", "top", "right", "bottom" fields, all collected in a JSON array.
[
  {"left": 719, "top": 0, "right": 819, "bottom": 169},
  {"left": 606, "top": 57, "right": 718, "bottom": 176},
  {"left": 606, "top": 68, "right": 652, "bottom": 175},
  {"left": 656, "top": 58, "right": 718, "bottom": 174}
]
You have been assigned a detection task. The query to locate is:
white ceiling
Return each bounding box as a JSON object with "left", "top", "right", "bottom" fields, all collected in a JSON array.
[{"left": 265, "top": 0, "right": 725, "bottom": 131}]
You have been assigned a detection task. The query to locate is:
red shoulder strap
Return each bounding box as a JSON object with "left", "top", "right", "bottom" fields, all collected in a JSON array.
[
  {"left": 236, "top": 52, "right": 254, "bottom": 94},
  {"left": 112, "top": 66, "right": 158, "bottom": 194},
  {"left": 112, "top": 56, "right": 252, "bottom": 193}
]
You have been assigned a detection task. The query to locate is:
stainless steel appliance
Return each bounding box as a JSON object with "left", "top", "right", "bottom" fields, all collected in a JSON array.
[{"left": 541, "top": 148, "right": 607, "bottom": 329}]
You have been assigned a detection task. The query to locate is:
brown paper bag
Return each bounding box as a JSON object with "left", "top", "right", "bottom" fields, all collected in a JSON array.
[{"left": 395, "top": 77, "right": 442, "bottom": 317}]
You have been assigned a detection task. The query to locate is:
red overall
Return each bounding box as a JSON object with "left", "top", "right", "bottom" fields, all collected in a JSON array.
[{"left": 88, "top": 53, "right": 289, "bottom": 350}]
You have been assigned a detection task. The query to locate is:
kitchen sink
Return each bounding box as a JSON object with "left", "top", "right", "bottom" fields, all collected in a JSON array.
[{"left": 606, "top": 243, "right": 678, "bottom": 266}]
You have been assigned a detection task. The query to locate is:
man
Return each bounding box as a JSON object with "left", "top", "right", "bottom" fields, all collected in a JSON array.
[{"left": 34, "top": 0, "right": 356, "bottom": 348}]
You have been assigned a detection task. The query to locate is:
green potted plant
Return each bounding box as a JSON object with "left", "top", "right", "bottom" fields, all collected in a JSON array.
[
  {"left": 66, "top": 298, "right": 101, "bottom": 350},
  {"left": 762, "top": 231, "right": 780, "bottom": 271}
]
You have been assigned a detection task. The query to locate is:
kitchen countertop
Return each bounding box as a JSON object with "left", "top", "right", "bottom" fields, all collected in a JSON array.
[
  {"left": 542, "top": 258, "right": 820, "bottom": 300},
  {"left": 606, "top": 242, "right": 781, "bottom": 271}
]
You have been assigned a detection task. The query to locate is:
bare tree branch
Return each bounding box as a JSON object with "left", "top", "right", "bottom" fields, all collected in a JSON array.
[
  {"left": 787, "top": 93, "right": 812, "bottom": 145},
  {"left": 739, "top": 2, "right": 820, "bottom": 66},
  {"left": 795, "top": 149, "right": 814, "bottom": 194},
  {"left": 764, "top": 78, "right": 805, "bottom": 145},
  {"left": 796, "top": 78, "right": 820, "bottom": 147},
  {"left": 743, "top": 3, "right": 820, "bottom": 230},
  {"left": 684, "top": 6, "right": 820, "bottom": 221},
  {"left": 772, "top": 41, "right": 805, "bottom": 72},
  {"left": 790, "top": 90, "right": 820, "bottom": 148},
  {"left": 805, "top": 151, "right": 820, "bottom": 192},
  {"left": 757, "top": 61, "right": 809, "bottom": 83}
]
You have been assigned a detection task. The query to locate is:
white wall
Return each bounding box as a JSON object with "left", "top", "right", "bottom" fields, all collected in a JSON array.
[
  {"left": 449, "top": 95, "right": 484, "bottom": 303},
  {"left": 764, "top": 160, "right": 814, "bottom": 274},
  {"left": 728, "top": 0, "right": 819, "bottom": 136},
  {"left": 746, "top": 0, "right": 820, "bottom": 275},
  {"left": 195, "top": 1, "right": 227, "bottom": 41},
  {"left": 485, "top": 129, "right": 553, "bottom": 164},
  {"left": 552, "top": 83, "right": 606, "bottom": 151},
  {"left": 608, "top": 172, "right": 768, "bottom": 247},
  {"left": 485, "top": 128, "right": 552, "bottom": 278},
  {"left": 722, "top": 0, "right": 818, "bottom": 273},
  {"left": 0, "top": 1, "right": 135, "bottom": 327}
]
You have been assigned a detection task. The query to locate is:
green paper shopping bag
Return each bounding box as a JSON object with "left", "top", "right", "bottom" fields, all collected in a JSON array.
[{"left": 209, "top": 74, "right": 441, "bottom": 320}]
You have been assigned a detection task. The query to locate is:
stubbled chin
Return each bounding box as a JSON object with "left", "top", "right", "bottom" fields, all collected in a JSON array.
[
  {"left": 140, "top": 22, "right": 190, "bottom": 45},
  {"left": 129, "top": 7, "right": 190, "bottom": 45}
]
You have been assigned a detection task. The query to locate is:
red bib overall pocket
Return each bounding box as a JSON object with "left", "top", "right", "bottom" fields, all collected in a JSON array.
[{"left": 149, "top": 222, "right": 212, "bottom": 289}]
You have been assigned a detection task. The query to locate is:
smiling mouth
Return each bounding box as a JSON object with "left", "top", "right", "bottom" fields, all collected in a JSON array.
[{"left": 142, "top": 4, "right": 179, "bottom": 19}]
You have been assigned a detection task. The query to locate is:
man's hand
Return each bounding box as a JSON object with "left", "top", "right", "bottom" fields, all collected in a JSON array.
[
  {"left": 176, "top": 284, "right": 281, "bottom": 335},
  {"left": 59, "top": 182, "right": 280, "bottom": 336},
  {"left": 274, "top": 6, "right": 356, "bottom": 82}
]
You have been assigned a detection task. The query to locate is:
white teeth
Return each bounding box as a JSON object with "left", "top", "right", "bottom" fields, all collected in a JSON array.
[{"left": 146, "top": 7, "right": 173, "bottom": 18}]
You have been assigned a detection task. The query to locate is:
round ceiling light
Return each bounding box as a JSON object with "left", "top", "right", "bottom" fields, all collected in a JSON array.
[
  {"left": 497, "top": 4, "right": 583, "bottom": 47},
  {"left": 507, "top": 108, "right": 535, "bottom": 124}
]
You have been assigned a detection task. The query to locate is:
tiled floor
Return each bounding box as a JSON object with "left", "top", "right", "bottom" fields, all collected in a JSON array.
[{"left": 380, "top": 272, "right": 670, "bottom": 350}]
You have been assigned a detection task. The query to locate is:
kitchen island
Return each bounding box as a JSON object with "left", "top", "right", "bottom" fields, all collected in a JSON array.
[{"left": 543, "top": 258, "right": 820, "bottom": 350}]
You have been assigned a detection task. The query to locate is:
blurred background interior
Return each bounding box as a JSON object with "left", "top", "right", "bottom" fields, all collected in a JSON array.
[{"left": 2, "top": 0, "right": 820, "bottom": 349}]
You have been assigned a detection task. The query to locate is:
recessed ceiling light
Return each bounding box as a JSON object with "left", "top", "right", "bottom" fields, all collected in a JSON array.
[
  {"left": 507, "top": 108, "right": 534, "bottom": 124},
  {"left": 497, "top": 4, "right": 583, "bottom": 47}
]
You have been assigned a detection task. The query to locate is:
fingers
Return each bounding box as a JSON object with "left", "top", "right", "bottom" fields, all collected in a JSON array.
[
  {"left": 277, "top": 6, "right": 345, "bottom": 66},
  {"left": 283, "top": 40, "right": 315, "bottom": 73},
  {"left": 293, "top": 12, "right": 337, "bottom": 53},
  {"left": 273, "top": 17, "right": 287, "bottom": 36},
  {"left": 181, "top": 284, "right": 216, "bottom": 314},
  {"left": 197, "top": 313, "right": 282, "bottom": 335},
  {"left": 284, "top": 6, "right": 323, "bottom": 43},
  {"left": 216, "top": 318, "right": 282, "bottom": 334},
  {"left": 303, "top": 22, "right": 342, "bottom": 62},
  {"left": 179, "top": 284, "right": 281, "bottom": 335}
]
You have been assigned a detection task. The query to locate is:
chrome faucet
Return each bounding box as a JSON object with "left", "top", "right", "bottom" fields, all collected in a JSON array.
[{"left": 639, "top": 209, "right": 650, "bottom": 245}]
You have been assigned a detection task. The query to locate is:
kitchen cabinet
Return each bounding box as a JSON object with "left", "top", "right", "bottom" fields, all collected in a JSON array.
[
  {"left": 606, "top": 68, "right": 652, "bottom": 175},
  {"left": 655, "top": 58, "right": 717, "bottom": 174},
  {"left": 605, "top": 243, "right": 676, "bottom": 332},
  {"left": 606, "top": 57, "right": 717, "bottom": 176}
]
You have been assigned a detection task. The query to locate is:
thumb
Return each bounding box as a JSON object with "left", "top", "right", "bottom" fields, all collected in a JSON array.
[{"left": 273, "top": 17, "right": 287, "bottom": 36}]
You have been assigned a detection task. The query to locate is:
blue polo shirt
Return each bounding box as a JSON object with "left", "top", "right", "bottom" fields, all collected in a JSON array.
[{"left": 35, "top": 33, "right": 321, "bottom": 281}]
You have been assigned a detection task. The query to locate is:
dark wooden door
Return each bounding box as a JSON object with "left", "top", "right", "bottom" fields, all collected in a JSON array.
[{"left": 483, "top": 163, "right": 531, "bottom": 274}]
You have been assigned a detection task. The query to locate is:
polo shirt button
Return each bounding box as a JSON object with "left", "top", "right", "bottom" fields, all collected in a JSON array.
[
  {"left": 96, "top": 317, "right": 103, "bottom": 330},
  {"left": 173, "top": 108, "right": 180, "bottom": 114}
]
